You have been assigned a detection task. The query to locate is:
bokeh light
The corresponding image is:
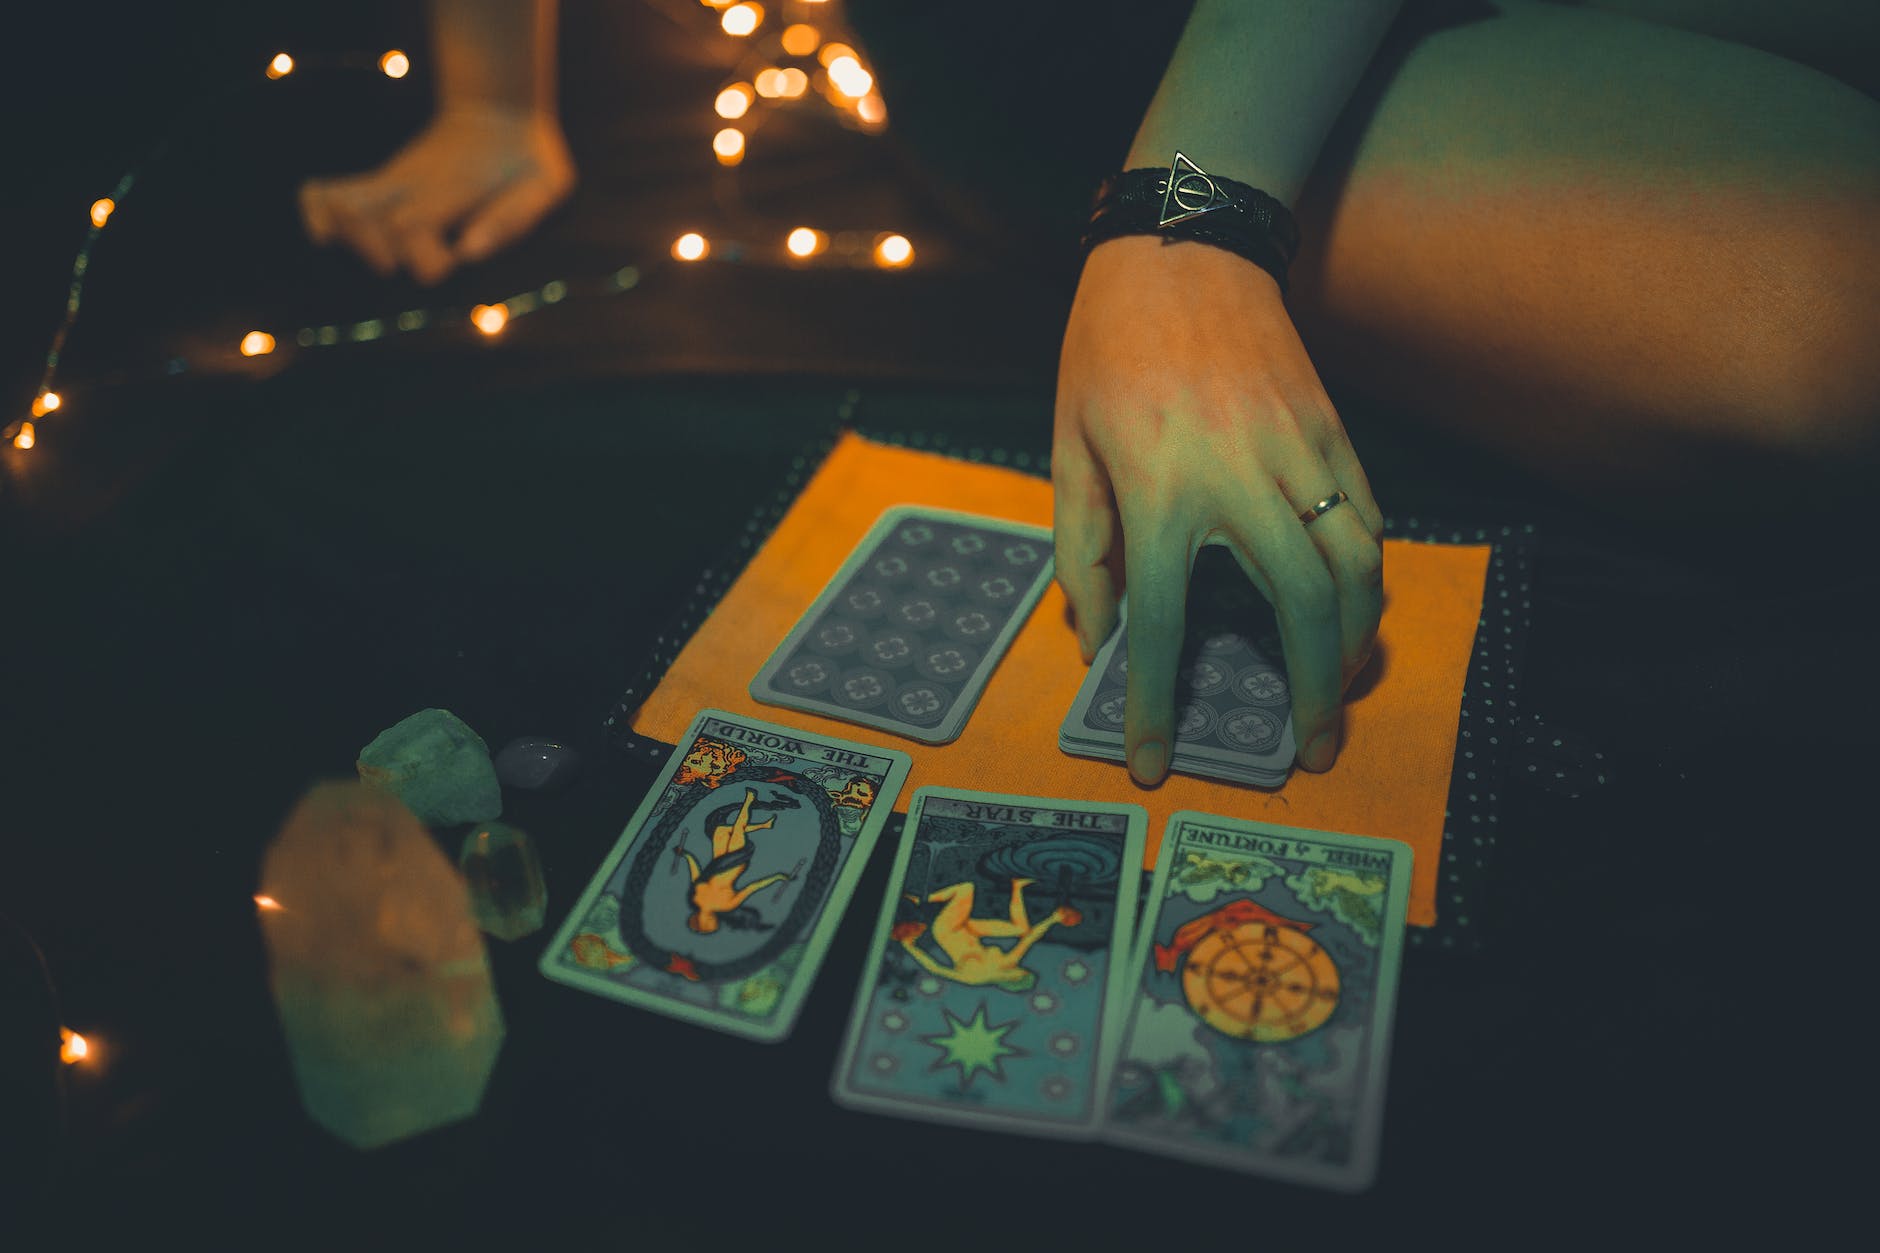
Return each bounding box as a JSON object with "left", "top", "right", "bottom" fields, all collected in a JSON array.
[
  {"left": 267, "top": 52, "right": 294, "bottom": 79},
  {"left": 781, "top": 24, "right": 821, "bottom": 57},
  {"left": 855, "top": 92, "right": 887, "bottom": 126},
  {"left": 714, "top": 84, "right": 753, "bottom": 119},
  {"left": 754, "top": 68, "right": 785, "bottom": 98},
  {"left": 471, "top": 304, "right": 509, "bottom": 336},
  {"left": 721, "top": 3, "right": 763, "bottom": 36},
  {"left": 817, "top": 42, "right": 855, "bottom": 67},
  {"left": 13, "top": 421, "right": 35, "bottom": 451},
  {"left": 379, "top": 50, "right": 410, "bottom": 78},
  {"left": 777, "top": 67, "right": 808, "bottom": 98},
  {"left": 89, "top": 198, "right": 115, "bottom": 228},
  {"left": 826, "top": 55, "right": 872, "bottom": 99},
  {"left": 712, "top": 127, "right": 745, "bottom": 165},
  {"left": 786, "top": 227, "right": 827, "bottom": 258},
  {"left": 672, "top": 232, "right": 710, "bottom": 261},
  {"left": 239, "top": 330, "right": 276, "bottom": 357},
  {"left": 254, "top": 894, "right": 283, "bottom": 910},
  {"left": 874, "top": 233, "right": 914, "bottom": 268},
  {"left": 59, "top": 1028, "right": 89, "bottom": 1064},
  {"left": 32, "top": 392, "right": 60, "bottom": 417}
]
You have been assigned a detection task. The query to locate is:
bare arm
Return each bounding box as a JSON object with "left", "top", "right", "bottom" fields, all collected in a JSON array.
[
  {"left": 1055, "top": 1, "right": 1398, "bottom": 784},
  {"left": 432, "top": 0, "right": 561, "bottom": 120},
  {"left": 1125, "top": 0, "right": 1405, "bottom": 207},
  {"left": 299, "top": 0, "right": 575, "bottom": 282}
]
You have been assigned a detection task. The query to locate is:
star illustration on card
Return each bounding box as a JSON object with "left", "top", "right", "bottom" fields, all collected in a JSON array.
[{"left": 923, "top": 1001, "right": 1026, "bottom": 1090}]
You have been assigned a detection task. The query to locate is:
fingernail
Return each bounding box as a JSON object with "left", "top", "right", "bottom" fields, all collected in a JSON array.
[
  {"left": 1130, "top": 740, "right": 1166, "bottom": 785},
  {"left": 1304, "top": 731, "right": 1337, "bottom": 772}
]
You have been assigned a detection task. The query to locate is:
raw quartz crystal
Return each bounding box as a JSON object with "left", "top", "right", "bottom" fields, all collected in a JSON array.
[
  {"left": 356, "top": 708, "right": 502, "bottom": 827},
  {"left": 259, "top": 782, "right": 504, "bottom": 1149},
  {"left": 459, "top": 821, "right": 547, "bottom": 941}
]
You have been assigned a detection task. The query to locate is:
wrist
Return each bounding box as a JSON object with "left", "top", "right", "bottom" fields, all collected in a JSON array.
[{"left": 1082, "top": 154, "right": 1299, "bottom": 295}]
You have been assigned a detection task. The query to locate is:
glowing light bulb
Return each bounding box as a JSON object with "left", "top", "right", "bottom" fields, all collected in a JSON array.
[
  {"left": 254, "top": 894, "right": 283, "bottom": 910},
  {"left": 239, "top": 330, "right": 276, "bottom": 357},
  {"left": 781, "top": 24, "right": 820, "bottom": 57},
  {"left": 714, "top": 84, "right": 753, "bottom": 119},
  {"left": 379, "top": 49, "right": 410, "bottom": 79},
  {"left": 826, "top": 55, "right": 872, "bottom": 98},
  {"left": 786, "top": 227, "right": 827, "bottom": 258},
  {"left": 721, "top": 3, "right": 762, "bottom": 36},
  {"left": 13, "top": 421, "right": 35, "bottom": 451},
  {"left": 471, "top": 304, "right": 509, "bottom": 335},
  {"left": 874, "top": 233, "right": 914, "bottom": 268},
  {"left": 777, "top": 67, "right": 807, "bottom": 98},
  {"left": 672, "top": 232, "right": 709, "bottom": 262},
  {"left": 713, "top": 128, "right": 745, "bottom": 165},
  {"left": 59, "top": 1028, "right": 88, "bottom": 1064},
  {"left": 90, "top": 198, "right": 115, "bottom": 228},
  {"left": 32, "top": 392, "right": 60, "bottom": 417},
  {"left": 856, "top": 92, "right": 887, "bottom": 126},
  {"left": 267, "top": 52, "right": 294, "bottom": 79},
  {"left": 817, "top": 42, "right": 855, "bottom": 68}
]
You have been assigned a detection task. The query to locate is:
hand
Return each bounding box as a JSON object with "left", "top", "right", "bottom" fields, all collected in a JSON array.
[
  {"left": 298, "top": 105, "right": 576, "bottom": 285},
  {"left": 1052, "top": 236, "right": 1384, "bottom": 783}
]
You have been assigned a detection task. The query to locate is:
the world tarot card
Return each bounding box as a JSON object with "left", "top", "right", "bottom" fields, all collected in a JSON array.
[{"left": 539, "top": 709, "right": 911, "bottom": 1042}]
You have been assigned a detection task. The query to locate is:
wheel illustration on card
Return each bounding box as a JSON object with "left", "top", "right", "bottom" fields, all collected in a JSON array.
[{"left": 1152, "top": 899, "right": 1340, "bottom": 1043}]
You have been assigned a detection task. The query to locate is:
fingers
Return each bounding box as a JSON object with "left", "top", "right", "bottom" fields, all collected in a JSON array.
[
  {"left": 1315, "top": 417, "right": 1386, "bottom": 685},
  {"left": 1119, "top": 502, "right": 1193, "bottom": 787},
  {"left": 305, "top": 176, "right": 400, "bottom": 277},
  {"left": 298, "top": 181, "right": 334, "bottom": 244},
  {"left": 455, "top": 173, "right": 564, "bottom": 265},
  {"left": 1051, "top": 433, "right": 1122, "bottom": 664}
]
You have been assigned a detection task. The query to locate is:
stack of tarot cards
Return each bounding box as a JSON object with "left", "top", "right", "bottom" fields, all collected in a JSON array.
[{"left": 1059, "top": 547, "right": 1298, "bottom": 786}]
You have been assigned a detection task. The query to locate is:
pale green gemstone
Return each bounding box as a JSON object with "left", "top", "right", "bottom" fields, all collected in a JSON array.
[
  {"left": 356, "top": 708, "right": 501, "bottom": 827},
  {"left": 460, "top": 822, "right": 547, "bottom": 941}
]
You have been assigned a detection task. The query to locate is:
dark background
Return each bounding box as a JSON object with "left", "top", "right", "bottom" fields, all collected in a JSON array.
[{"left": 2, "top": 1, "right": 1865, "bottom": 1243}]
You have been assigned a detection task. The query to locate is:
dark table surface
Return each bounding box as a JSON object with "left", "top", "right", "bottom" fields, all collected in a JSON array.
[{"left": 3, "top": 1, "right": 1865, "bottom": 1244}]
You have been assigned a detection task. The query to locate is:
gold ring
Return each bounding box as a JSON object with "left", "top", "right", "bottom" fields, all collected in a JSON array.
[{"left": 1297, "top": 490, "right": 1349, "bottom": 525}]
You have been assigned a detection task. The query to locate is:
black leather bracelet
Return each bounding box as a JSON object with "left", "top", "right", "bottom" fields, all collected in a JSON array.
[{"left": 1081, "top": 152, "right": 1300, "bottom": 294}]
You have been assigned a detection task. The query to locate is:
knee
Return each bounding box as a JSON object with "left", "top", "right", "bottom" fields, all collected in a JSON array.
[{"left": 1732, "top": 180, "right": 1880, "bottom": 465}]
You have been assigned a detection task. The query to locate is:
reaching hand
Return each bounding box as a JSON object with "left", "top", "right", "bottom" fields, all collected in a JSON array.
[
  {"left": 298, "top": 105, "right": 576, "bottom": 285},
  {"left": 1052, "top": 236, "right": 1384, "bottom": 784}
]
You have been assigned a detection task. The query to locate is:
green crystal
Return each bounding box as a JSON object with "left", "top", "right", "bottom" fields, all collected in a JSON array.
[
  {"left": 459, "top": 822, "right": 547, "bottom": 941},
  {"left": 356, "top": 708, "right": 501, "bottom": 827}
]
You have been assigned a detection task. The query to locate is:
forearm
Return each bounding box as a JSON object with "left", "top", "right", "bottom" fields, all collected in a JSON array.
[
  {"left": 431, "top": 0, "right": 559, "bottom": 117},
  {"left": 1125, "top": 0, "right": 1404, "bottom": 210}
]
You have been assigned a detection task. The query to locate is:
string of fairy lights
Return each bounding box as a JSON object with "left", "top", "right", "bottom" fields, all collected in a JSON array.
[
  {"left": 6, "top": 1, "right": 909, "bottom": 1136},
  {"left": 6, "top": 0, "right": 912, "bottom": 459}
]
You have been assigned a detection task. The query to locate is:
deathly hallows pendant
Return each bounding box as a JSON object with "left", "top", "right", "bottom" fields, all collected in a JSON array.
[{"left": 1158, "top": 151, "right": 1233, "bottom": 227}]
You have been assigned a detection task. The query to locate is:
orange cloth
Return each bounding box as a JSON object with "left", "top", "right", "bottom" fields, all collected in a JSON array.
[{"left": 633, "top": 433, "right": 1489, "bottom": 927}]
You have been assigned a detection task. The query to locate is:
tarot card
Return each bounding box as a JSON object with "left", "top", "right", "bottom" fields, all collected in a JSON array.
[
  {"left": 538, "top": 709, "right": 911, "bottom": 1042},
  {"left": 751, "top": 506, "right": 1054, "bottom": 744},
  {"left": 1100, "top": 812, "right": 1412, "bottom": 1190},
  {"left": 832, "top": 787, "right": 1147, "bottom": 1138},
  {"left": 1060, "top": 547, "right": 1297, "bottom": 786}
]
